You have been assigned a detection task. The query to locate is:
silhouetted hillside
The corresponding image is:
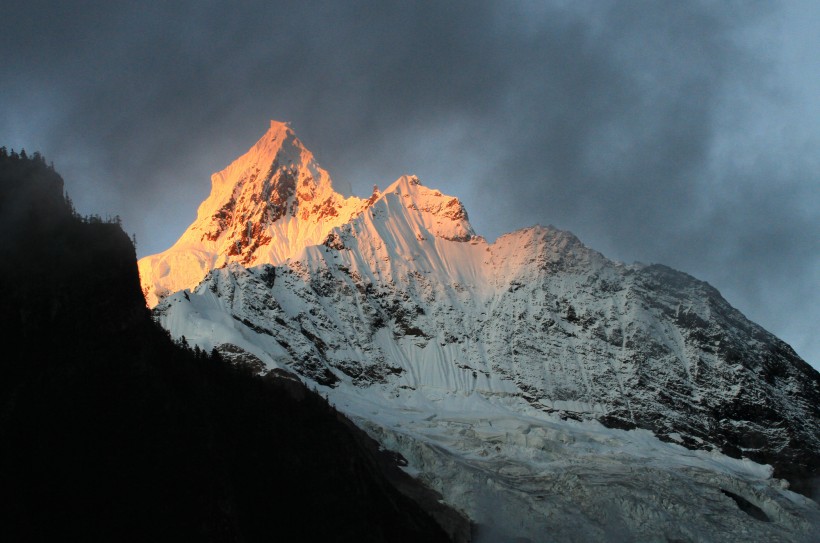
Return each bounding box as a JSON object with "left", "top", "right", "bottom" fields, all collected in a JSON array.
[{"left": 0, "top": 150, "right": 464, "bottom": 542}]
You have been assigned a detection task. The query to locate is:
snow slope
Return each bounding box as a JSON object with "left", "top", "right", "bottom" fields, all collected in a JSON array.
[{"left": 144, "top": 122, "right": 820, "bottom": 541}]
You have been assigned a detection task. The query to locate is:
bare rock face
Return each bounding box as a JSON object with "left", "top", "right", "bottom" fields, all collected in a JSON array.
[{"left": 149, "top": 122, "right": 820, "bottom": 541}]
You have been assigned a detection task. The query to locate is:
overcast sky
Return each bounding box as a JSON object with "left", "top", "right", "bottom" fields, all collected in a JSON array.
[{"left": 2, "top": 1, "right": 818, "bottom": 369}]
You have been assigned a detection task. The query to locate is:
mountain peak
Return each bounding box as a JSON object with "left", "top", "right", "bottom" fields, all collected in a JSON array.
[
  {"left": 374, "top": 174, "right": 474, "bottom": 241},
  {"left": 194, "top": 120, "right": 341, "bottom": 242},
  {"left": 250, "top": 120, "right": 303, "bottom": 165},
  {"left": 220, "top": 120, "right": 313, "bottom": 186},
  {"left": 137, "top": 122, "right": 357, "bottom": 305},
  {"left": 258, "top": 119, "right": 293, "bottom": 145},
  {"left": 138, "top": 123, "right": 478, "bottom": 306},
  {"left": 138, "top": 121, "right": 482, "bottom": 307},
  {"left": 268, "top": 118, "right": 291, "bottom": 132}
]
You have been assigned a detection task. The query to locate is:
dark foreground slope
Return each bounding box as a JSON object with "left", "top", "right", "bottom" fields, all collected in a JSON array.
[{"left": 0, "top": 151, "right": 464, "bottom": 542}]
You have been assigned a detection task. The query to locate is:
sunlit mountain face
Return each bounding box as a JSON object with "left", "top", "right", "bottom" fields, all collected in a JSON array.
[
  {"left": 141, "top": 122, "right": 820, "bottom": 542},
  {"left": 141, "top": 121, "right": 368, "bottom": 305},
  {"left": 139, "top": 121, "right": 476, "bottom": 308}
]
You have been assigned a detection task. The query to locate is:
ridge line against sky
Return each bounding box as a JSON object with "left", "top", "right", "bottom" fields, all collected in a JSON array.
[{"left": 1, "top": 1, "right": 818, "bottom": 369}]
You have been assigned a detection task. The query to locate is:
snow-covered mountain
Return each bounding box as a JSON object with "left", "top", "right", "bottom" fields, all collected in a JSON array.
[{"left": 140, "top": 121, "right": 820, "bottom": 541}]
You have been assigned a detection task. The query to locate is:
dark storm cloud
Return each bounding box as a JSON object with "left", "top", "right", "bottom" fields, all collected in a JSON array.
[
  {"left": 2, "top": 1, "right": 514, "bottom": 224},
  {"left": 1, "top": 1, "right": 817, "bottom": 366}
]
